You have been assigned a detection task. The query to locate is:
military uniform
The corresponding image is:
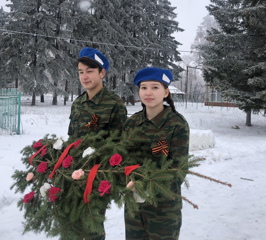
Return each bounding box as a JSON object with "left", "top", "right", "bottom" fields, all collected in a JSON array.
[
  {"left": 123, "top": 106, "right": 190, "bottom": 240},
  {"left": 68, "top": 86, "right": 127, "bottom": 240},
  {"left": 68, "top": 86, "right": 127, "bottom": 139}
]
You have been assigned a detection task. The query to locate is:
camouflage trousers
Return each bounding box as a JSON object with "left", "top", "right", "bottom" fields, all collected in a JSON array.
[{"left": 124, "top": 200, "right": 182, "bottom": 240}]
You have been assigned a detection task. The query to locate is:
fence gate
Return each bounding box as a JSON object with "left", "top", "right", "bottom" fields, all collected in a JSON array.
[{"left": 0, "top": 88, "right": 21, "bottom": 135}]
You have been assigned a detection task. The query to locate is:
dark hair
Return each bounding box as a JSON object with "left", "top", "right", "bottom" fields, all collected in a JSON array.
[
  {"left": 77, "top": 57, "right": 103, "bottom": 73},
  {"left": 162, "top": 83, "right": 177, "bottom": 113},
  {"left": 140, "top": 81, "right": 177, "bottom": 113}
]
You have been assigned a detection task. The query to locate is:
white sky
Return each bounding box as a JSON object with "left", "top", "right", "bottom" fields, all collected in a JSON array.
[
  {"left": 0, "top": 0, "right": 210, "bottom": 54},
  {"left": 171, "top": 0, "right": 210, "bottom": 53}
]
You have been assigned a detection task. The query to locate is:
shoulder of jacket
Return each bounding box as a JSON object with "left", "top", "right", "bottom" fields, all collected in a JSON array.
[
  {"left": 127, "top": 110, "right": 142, "bottom": 120},
  {"left": 105, "top": 90, "right": 124, "bottom": 103},
  {"left": 171, "top": 111, "right": 189, "bottom": 126},
  {"left": 75, "top": 92, "right": 86, "bottom": 100}
]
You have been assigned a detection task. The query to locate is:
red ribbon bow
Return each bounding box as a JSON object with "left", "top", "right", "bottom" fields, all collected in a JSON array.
[
  {"left": 49, "top": 142, "right": 76, "bottom": 179},
  {"left": 124, "top": 164, "right": 140, "bottom": 176},
  {"left": 84, "top": 164, "right": 101, "bottom": 204},
  {"left": 152, "top": 140, "right": 169, "bottom": 156},
  {"left": 85, "top": 114, "right": 100, "bottom": 130},
  {"left": 29, "top": 145, "right": 47, "bottom": 166}
]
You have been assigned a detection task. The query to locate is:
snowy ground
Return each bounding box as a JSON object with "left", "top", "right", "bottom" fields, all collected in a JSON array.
[{"left": 0, "top": 98, "right": 266, "bottom": 240}]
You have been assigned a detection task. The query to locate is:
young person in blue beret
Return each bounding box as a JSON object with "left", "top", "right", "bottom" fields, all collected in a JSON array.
[
  {"left": 68, "top": 47, "right": 127, "bottom": 139},
  {"left": 68, "top": 47, "right": 127, "bottom": 240},
  {"left": 123, "top": 67, "right": 190, "bottom": 240}
]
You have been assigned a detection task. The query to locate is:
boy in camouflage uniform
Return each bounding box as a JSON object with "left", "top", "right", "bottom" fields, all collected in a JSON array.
[
  {"left": 68, "top": 47, "right": 127, "bottom": 139},
  {"left": 68, "top": 47, "right": 127, "bottom": 240},
  {"left": 123, "top": 67, "right": 190, "bottom": 240}
]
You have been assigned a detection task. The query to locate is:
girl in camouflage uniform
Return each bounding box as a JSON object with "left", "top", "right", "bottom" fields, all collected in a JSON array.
[{"left": 123, "top": 67, "right": 190, "bottom": 240}]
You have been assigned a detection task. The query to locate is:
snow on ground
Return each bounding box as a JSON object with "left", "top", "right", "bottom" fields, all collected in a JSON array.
[{"left": 0, "top": 98, "right": 266, "bottom": 240}]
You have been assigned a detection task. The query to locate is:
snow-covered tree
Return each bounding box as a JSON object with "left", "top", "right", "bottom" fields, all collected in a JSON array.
[
  {"left": 1, "top": 0, "right": 183, "bottom": 104},
  {"left": 2, "top": 0, "right": 83, "bottom": 105},
  {"left": 199, "top": 0, "right": 266, "bottom": 126},
  {"left": 88, "top": 0, "right": 184, "bottom": 102},
  {"left": 0, "top": 7, "right": 14, "bottom": 88}
]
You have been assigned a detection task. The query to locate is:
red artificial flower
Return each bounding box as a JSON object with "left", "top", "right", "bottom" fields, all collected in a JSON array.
[
  {"left": 74, "top": 139, "right": 82, "bottom": 149},
  {"left": 62, "top": 155, "right": 73, "bottom": 168},
  {"left": 48, "top": 186, "right": 61, "bottom": 202},
  {"left": 98, "top": 180, "right": 111, "bottom": 196},
  {"left": 41, "top": 147, "right": 47, "bottom": 157},
  {"left": 37, "top": 161, "right": 48, "bottom": 173},
  {"left": 109, "top": 153, "right": 122, "bottom": 166},
  {"left": 23, "top": 191, "right": 35, "bottom": 203},
  {"left": 33, "top": 139, "right": 42, "bottom": 149}
]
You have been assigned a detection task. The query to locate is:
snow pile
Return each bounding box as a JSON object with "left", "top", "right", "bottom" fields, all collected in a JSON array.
[{"left": 189, "top": 129, "right": 215, "bottom": 151}]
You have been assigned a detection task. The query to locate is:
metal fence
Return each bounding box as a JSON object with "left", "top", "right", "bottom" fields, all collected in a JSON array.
[
  {"left": 171, "top": 93, "right": 238, "bottom": 110},
  {"left": 0, "top": 88, "right": 21, "bottom": 135}
]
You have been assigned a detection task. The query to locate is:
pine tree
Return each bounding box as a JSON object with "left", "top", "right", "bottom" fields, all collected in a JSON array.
[
  {"left": 0, "top": 7, "right": 13, "bottom": 88},
  {"left": 2, "top": 0, "right": 81, "bottom": 104},
  {"left": 1, "top": 0, "right": 184, "bottom": 102},
  {"left": 200, "top": 0, "right": 266, "bottom": 126},
  {"left": 86, "top": 0, "right": 184, "bottom": 101},
  {"left": 147, "top": 0, "right": 183, "bottom": 75}
]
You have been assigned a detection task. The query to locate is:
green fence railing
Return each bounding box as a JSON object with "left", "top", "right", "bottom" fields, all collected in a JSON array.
[{"left": 0, "top": 88, "right": 21, "bottom": 135}]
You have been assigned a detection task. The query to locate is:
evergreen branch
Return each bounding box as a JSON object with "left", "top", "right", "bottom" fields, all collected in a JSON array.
[
  {"left": 184, "top": 170, "right": 232, "bottom": 187},
  {"left": 125, "top": 197, "right": 135, "bottom": 218},
  {"left": 88, "top": 205, "right": 105, "bottom": 235},
  {"left": 150, "top": 175, "right": 173, "bottom": 181},
  {"left": 47, "top": 146, "right": 56, "bottom": 163},
  {"left": 176, "top": 168, "right": 189, "bottom": 188},
  {"left": 131, "top": 172, "right": 145, "bottom": 178},
  {"left": 56, "top": 170, "right": 73, "bottom": 181},
  {"left": 151, "top": 181, "right": 175, "bottom": 201},
  {"left": 173, "top": 193, "right": 199, "bottom": 209},
  {"left": 80, "top": 155, "right": 94, "bottom": 170},
  {"left": 135, "top": 183, "right": 153, "bottom": 205},
  {"left": 180, "top": 155, "right": 205, "bottom": 169},
  {"left": 84, "top": 169, "right": 120, "bottom": 174},
  {"left": 52, "top": 201, "right": 66, "bottom": 234}
]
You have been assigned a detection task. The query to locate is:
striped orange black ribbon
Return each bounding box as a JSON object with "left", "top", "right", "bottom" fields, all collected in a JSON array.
[
  {"left": 85, "top": 114, "right": 100, "bottom": 130},
  {"left": 152, "top": 140, "right": 169, "bottom": 156}
]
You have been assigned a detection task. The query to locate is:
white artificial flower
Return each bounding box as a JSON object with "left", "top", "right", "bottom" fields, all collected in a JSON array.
[
  {"left": 53, "top": 139, "right": 63, "bottom": 150},
  {"left": 82, "top": 147, "right": 95, "bottom": 158},
  {"left": 40, "top": 183, "right": 51, "bottom": 198}
]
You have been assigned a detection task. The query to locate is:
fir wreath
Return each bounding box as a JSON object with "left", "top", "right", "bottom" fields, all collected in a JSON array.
[{"left": 11, "top": 130, "right": 231, "bottom": 240}]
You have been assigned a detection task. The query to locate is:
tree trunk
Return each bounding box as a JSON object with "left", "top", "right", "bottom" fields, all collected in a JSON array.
[
  {"left": 15, "top": 78, "right": 18, "bottom": 88},
  {"left": 52, "top": 91, "right": 57, "bottom": 105},
  {"left": 245, "top": 109, "right": 252, "bottom": 126},
  {"left": 41, "top": 94, "right": 44, "bottom": 102},
  {"left": 64, "top": 80, "right": 68, "bottom": 106},
  {"left": 112, "top": 76, "right": 117, "bottom": 90},
  {"left": 31, "top": 92, "right": 36, "bottom": 106},
  {"left": 52, "top": 81, "right": 58, "bottom": 105}
]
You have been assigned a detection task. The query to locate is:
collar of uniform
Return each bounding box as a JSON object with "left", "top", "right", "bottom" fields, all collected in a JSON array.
[
  {"left": 81, "top": 86, "right": 107, "bottom": 105},
  {"left": 137, "top": 106, "right": 172, "bottom": 128}
]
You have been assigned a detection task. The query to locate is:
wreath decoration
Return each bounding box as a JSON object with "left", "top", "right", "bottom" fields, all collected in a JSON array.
[{"left": 11, "top": 130, "right": 231, "bottom": 239}]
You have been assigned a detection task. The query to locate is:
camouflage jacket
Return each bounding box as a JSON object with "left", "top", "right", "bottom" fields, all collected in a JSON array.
[
  {"left": 68, "top": 86, "right": 127, "bottom": 139},
  {"left": 123, "top": 106, "right": 190, "bottom": 190}
]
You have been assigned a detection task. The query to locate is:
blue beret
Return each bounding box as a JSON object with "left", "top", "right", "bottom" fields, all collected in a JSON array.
[
  {"left": 133, "top": 67, "right": 173, "bottom": 86},
  {"left": 79, "top": 47, "right": 109, "bottom": 71}
]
